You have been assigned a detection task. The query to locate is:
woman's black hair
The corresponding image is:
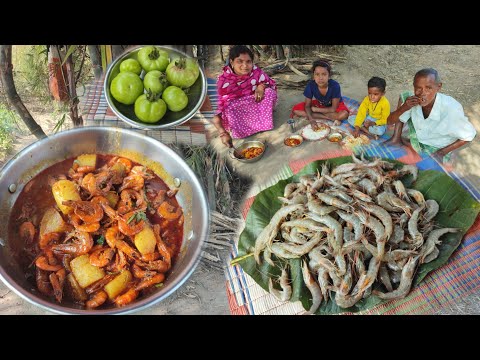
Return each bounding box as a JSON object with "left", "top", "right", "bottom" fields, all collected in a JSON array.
[
  {"left": 311, "top": 60, "right": 331, "bottom": 75},
  {"left": 367, "top": 76, "right": 387, "bottom": 92},
  {"left": 229, "top": 45, "right": 254, "bottom": 62}
]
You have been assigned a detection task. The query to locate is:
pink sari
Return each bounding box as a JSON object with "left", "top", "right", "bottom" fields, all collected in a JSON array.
[{"left": 216, "top": 65, "right": 277, "bottom": 139}]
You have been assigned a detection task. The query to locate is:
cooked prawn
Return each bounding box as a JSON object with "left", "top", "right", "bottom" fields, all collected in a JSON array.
[
  {"left": 89, "top": 247, "right": 115, "bottom": 267},
  {"left": 157, "top": 201, "right": 182, "bottom": 220},
  {"left": 51, "top": 230, "right": 93, "bottom": 255},
  {"left": 49, "top": 268, "right": 66, "bottom": 303},
  {"left": 135, "top": 273, "right": 165, "bottom": 291},
  {"left": 36, "top": 268, "right": 53, "bottom": 296},
  {"left": 63, "top": 200, "right": 104, "bottom": 223},
  {"left": 19, "top": 222, "right": 36, "bottom": 245},
  {"left": 35, "top": 256, "right": 63, "bottom": 272},
  {"left": 114, "top": 288, "right": 138, "bottom": 306},
  {"left": 117, "top": 211, "right": 146, "bottom": 237},
  {"left": 86, "top": 290, "right": 108, "bottom": 309}
]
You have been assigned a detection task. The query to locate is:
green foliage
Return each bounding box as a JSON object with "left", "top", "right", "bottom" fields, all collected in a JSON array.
[
  {"left": 12, "top": 45, "right": 51, "bottom": 102},
  {"left": 236, "top": 157, "right": 480, "bottom": 314},
  {"left": 0, "top": 103, "right": 28, "bottom": 159},
  {"left": 12, "top": 45, "right": 94, "bottom": 103}
]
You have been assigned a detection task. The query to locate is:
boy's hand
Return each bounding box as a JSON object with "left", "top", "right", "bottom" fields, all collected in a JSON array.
[
  {"left": 310, "top": 121, "right": 319, "bottom": 131},
  {"left": 353, "top": 127, "right": 361, "bottom": 138},
  {"left": 364, "top": 120, "right": 375, "bottom": 128}
]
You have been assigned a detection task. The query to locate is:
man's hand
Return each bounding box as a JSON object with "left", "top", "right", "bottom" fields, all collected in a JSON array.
[
  {"left": 402, "top": 95, "right": 421, "bottom": 110},
  {"left": 432, "top": 150, "right": 446, "bottom": 164}
]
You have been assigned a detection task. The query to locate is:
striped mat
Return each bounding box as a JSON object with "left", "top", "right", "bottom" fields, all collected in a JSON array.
[
  {"left": 78, "top": 75, "right": 218, "bottom": 146},
  {"left": 225, "top": 97, "right": 480, "bottom": 315}
]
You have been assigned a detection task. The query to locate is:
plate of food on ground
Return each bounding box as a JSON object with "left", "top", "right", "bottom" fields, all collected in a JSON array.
[
  {"left": 301, "top": 123, "right": 331, "bottom": 141},
  {"left": 341, "top": 133, "right": 371, "bottom": 150},
  {"left": 284, "top": 135, "right": 304, "bottom": 147}
]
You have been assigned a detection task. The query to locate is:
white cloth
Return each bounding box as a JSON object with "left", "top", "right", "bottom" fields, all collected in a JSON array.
[{"left": 399, "top": 93, "right": 476, "bottom": 148}]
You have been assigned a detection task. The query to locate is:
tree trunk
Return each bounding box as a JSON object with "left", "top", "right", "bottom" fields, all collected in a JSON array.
[
  {"left": 87, "top": 45, "right": 103, "bottom": 80},
  {"left": 167, "top": 45, "right": 194, "bottom": 57},
  {"left": 111, "top": 45, "right": 125, "bottom": 60},
  {"left": 184, "top": 45, "right": 194, "bottom": 57},
  {"left": 276, "top": 45, "right": 285, "bottom": 60},
  {"left": 196, "top": 45, "right": 208, "bottom": 69},
  {"left": 64, "top": 49, "right": 83, "bottom": 127},
  {"left": 0, "top": 45, "right": 47, "bottom": 139}
]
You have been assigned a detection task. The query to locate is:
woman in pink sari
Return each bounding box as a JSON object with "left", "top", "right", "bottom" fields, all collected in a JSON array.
[{"left": 213, "top": 45, "right": 278, "bottom": 147}]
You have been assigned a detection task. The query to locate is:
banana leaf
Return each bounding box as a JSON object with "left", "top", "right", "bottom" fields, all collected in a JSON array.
[{"left": 236, "top": 156, "right": 480, "bottom": 314}]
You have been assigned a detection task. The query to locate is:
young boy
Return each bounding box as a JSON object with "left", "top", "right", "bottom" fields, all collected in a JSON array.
[{"left": 348, "top": 77, "right": 390, "bottom": 138}]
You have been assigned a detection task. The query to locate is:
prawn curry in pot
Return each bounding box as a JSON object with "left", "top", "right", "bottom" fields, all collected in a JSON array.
[{"left": 7, "top": 153, "right": 183, "bottom": 310}]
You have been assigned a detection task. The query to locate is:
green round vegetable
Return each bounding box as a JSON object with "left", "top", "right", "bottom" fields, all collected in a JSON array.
[
  {"left": 134, "top": 94, "right": 167, "bottom": 123},
  {"left": 166, "top": 57, "right": 200, "bottom": 88},
  {"left": 119, "top": 58, "right": 142, "bottom": 75},
  {"left": 110, "top": 72, "right": 144, "bottom": 105},
  {"left": 162, "top": 86, "right": 188, "bottom": 112},
  {"left": 138, "top": 46, "right": 169, "bottom": 72},
  {"left": 144, "top": 70, "right": 168, "bottom": 94}
]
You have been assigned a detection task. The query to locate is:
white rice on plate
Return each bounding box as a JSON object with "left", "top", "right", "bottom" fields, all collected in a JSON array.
[{"left": 301, "top": 123, "right": 330, "bottom": 141}]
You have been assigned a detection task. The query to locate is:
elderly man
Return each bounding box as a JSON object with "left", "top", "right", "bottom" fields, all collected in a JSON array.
[{"left": 384, "top": 68, "right": 476, "bottom": 163}]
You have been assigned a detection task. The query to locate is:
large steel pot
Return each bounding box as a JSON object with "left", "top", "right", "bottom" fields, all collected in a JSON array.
[{"left": 0, "top": 127, "right": 209, "bottom": 314}]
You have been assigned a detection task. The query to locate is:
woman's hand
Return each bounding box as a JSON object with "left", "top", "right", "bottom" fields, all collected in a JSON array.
[
  {"left": 255, "top": 84, "right": 266, "bottom": 102},
  {"left": 219, "top": 132, "right": 233, "bottom": 148}
]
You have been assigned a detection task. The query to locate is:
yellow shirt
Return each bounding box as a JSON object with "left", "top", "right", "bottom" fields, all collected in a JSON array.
[{"left": 354, "top": 96, "right": 390, "bottom": 127}]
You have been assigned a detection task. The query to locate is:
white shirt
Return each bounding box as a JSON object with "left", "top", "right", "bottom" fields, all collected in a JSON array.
[{"left": 399, "top": 93, "right": 476, "bottom": 148}]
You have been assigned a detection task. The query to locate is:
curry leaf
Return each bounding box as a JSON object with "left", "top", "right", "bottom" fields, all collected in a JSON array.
[{"left": 96, "top": 235, "right": 105, "bottom": 245}]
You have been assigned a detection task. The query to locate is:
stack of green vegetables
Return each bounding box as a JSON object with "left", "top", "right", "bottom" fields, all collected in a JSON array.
[{"left": 110, "top": 46, "right": 200, "bottom": 124}]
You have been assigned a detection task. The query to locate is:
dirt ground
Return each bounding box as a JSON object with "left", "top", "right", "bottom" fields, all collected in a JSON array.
[{"left": 1, "top": 45, "right": 479, "bottom": 315}]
